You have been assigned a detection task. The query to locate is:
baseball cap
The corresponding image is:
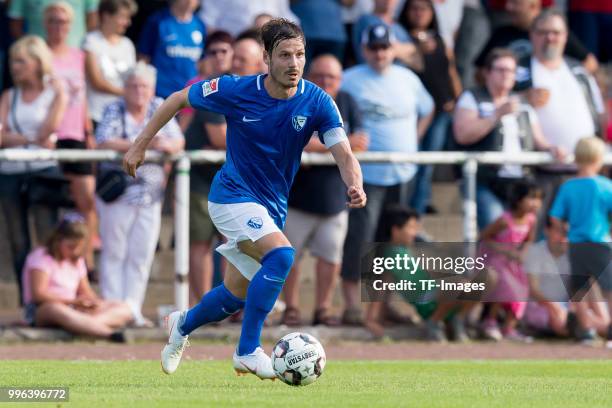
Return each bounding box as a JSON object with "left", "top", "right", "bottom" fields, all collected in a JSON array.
[{"left": 362, "top": 24, "right": 393, "bottom": 48}]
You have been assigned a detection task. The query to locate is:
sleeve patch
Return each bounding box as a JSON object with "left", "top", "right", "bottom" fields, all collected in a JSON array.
[{"left": 202, "top": 77, "right": 219, "bottom": 97}]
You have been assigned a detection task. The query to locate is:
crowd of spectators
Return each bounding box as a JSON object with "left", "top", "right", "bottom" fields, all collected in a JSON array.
[{"left": 0, "top": 0, "right": 610, "bottom": 344}]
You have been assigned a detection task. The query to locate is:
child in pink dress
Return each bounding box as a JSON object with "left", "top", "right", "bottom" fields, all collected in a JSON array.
[
  {"left": 22, "top": 214, "right": 133, "bottom": 340},
  {"left": 480, "top": 180, "right": 543, "bottom": 341}
]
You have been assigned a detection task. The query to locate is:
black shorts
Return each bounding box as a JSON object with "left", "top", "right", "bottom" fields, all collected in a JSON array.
[
  {"left": 57, "top": 139, "right": 94, "bottom": 176},
  {"left": 568, "top": 243, "right": 612, "bottom": 295}
]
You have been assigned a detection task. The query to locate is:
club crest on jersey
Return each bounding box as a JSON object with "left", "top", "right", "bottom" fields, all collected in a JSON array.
[
  {"left": 292, "top": 115, "right": 307, "bottom": 132},
  {"left": 247, "top": 217, "right": 263, "bottom": 230},
  {"left": 202, "top": 78, "right": 219, "bottom": 97}
]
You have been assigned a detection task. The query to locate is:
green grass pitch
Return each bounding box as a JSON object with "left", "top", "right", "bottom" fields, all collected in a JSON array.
[{"left": 1, "top": 360, "right": 611, "bottom": 407}]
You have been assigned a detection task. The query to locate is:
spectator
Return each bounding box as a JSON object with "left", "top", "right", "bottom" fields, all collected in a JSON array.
[
  {"left": 231, "top": 37, "right": 266, "bottom": 77},
  {"left": 454, "top": 0, "right": 490, "bottom": 89},
  {"left": 179, "top": 30, "right": 233, "bottom": 131},
  {"left": 516, "top": 9, "right": 606, "bottom": 232},
  {"left": 138, "top": 0, "right": 206, "bottom": 98},
  {"left": 84, "top": 0, "right": 138, "bottom": 129},
  {"left": 550, "top": 137, "right": 612, "bottom": 347},
  {"left": 95, "top": 62, "right": 184, "bottom": 326},
  {"left": 44, "top": 2, "right": 98, "bottom": 274},
  {"left": 198, "top": 0, "right": 298, "bottom": 37},
  {"left": 568, "top": 0, "right": 612, "bottom": 63},
  {"left": 431, "top": 0, "right": 464, "bottom": 50},
  {"left": 8, "top": 0, "right": 99, "bottom": 48},
  {"left": 480, "top": 180, "right": 542, "bottom": 342},
  {"left": 185, "top": 31, "right": 234, "bottom": 307},
  {"left": 0, "top": 35, "right": 67, "bottom": 298},
  {"left": 253, "top": 13, "right": 274, "bottom": 30},
  {"left": 476, "top": 0, "right": 598, "bottom": 74},
  {"left": 282, "top": 54, "right": 368, "bottom": 326},
  {"left": 21, "top": 213, "right": 133, "bottom": 339},
  {"left": 523, "top": 218, "right": 571, "bottom": 337},
  {"left": 290, "top": 0, "right": 348, "bottom": 64},
  {"left": 341, "top": 0, "right": 374, "bottom": 66},
  {"left": 398, "top": 0, "right": 462, "bottom": 215},
  {"left": 364, "top": 205, "right": 474, "bottom": 341},
  {"left": 125, "top": 0, "right": 166, "bottom": 46},
  {"left": 352, "top": 0, "right": 419, "bottom": 67},
  {"left": 523, "top": 218, "right": 610, "bottom": 339},
  {"left": 340, "top": 24, "right": 434, "bottom": 325},
  {"left": 453, "top": 48, "right": 557, "bottom": 230}
]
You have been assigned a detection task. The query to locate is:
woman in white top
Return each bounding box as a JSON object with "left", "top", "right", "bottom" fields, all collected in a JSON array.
[
  {"left": 84, "top": 0, "right": 137, "bottom": 127},
  {"left": 453, "top": 48, "right": 559, "bottom": 230},
  {"left": 0, "top": 35, "right": 67, "bottom": 293}
]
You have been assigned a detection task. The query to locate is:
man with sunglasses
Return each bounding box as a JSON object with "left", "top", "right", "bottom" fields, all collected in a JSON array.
[{"left": 339, "top": 24, "right": 434, "bottom": 324}]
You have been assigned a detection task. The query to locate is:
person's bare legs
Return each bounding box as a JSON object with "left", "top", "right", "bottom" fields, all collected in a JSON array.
[
  {"left": 223, "top": 261, "right": 250, "bottom": 299},
  {"left": 429, "top": 302, "right": 456, "bottom": 322},
  {"left": 541, "top": 302, "right": 569, "bottom": 336},
  {"left": 35, "top": 302, "right": 114, "bottom": 338},
  {"left": 189, "top": 240, "right": 214, "bottom": 306},
  {"left": 585, "top": 300, "right": 611, "bottom": 337},
  {"left": 315, "top": 258, "right": 340, "bottom": 310},
  {"left": 364, "top": 301, "right": 384, "bottom": 338},
  {"left": 68, "top": 175, "right": 97, "bottom": 269},
  {"left": 92, "top": 300, "right": 134, "bottom": 328},
  {"left": 342, "top": 280, "right": 361, "bottom": 311}
]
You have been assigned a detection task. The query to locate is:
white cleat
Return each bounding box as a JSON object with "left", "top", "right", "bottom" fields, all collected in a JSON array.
[
  {"left": 233, "top": 347, "right": 276, "bottom": 380},
  {"left": 161, "top": 311, "right": 189, "bottom": 374}
]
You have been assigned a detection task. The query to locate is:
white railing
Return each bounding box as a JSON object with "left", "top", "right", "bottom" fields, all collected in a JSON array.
[{"left": 2, "top": 148, "right": 612, "bottom": 311}]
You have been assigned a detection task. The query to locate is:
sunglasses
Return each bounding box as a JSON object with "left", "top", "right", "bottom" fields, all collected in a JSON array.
[{"left": 367, "top": 44, "right": 391, "bottom": 51}]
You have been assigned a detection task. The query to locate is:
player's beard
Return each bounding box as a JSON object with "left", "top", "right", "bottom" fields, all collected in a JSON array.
[{"left": 270, "top": 62, "right": 301, "bottom": 90}]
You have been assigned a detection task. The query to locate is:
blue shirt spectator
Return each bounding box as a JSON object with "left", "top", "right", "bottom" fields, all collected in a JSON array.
[
  {"left": 138, "top": 7, "right": 206, "bottom": 98},
  {"left": 342, "top": 64, "right": 433, "bottom": 185},
  {"left": 291, "top": 0, "right": 347, "bottom": 62},
  {"left": 550, "top": 175, "right": 612, "bottom": 243}
]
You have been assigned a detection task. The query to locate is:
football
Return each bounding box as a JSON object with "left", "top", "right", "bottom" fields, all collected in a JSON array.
[{"left": 271, "top": 332, "right": 326, "bottom": 386}]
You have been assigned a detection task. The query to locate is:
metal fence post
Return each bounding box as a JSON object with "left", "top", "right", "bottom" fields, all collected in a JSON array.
[
  {"left": 462, "top": 158, "right": 478, "bottom": 242},
  {"left": 174, "top": 155, "right": 190, "bottom": 311}
]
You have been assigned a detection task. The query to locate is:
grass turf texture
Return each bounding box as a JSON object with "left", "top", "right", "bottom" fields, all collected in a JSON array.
[{"left": 1, "top": 360, "right": 611, "bottom": 407}]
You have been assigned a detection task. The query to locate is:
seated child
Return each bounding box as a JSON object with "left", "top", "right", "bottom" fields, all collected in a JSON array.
[
  {"left": 364, "top": 205, "right": 475, "bottom": 342},
  {"left": 22, "top": 213, "right": 133, "bottom": 340}
]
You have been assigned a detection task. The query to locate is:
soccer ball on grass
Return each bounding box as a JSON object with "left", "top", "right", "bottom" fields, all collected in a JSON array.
[{"left": 271, "top": 332, "right": 326, "bottom": 386}]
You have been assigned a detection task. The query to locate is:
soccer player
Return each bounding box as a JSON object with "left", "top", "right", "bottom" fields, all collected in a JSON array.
[{"left": 123, "top": 19, "right": 367, "bottom": 379}]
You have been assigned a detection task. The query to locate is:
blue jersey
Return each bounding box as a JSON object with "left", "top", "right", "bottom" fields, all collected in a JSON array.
[
  {"left": 138, "top": 8, "right": 206, "bottom": 98},
  {"left": 188, "top": 74, "right": 344, "bottom": 228}
]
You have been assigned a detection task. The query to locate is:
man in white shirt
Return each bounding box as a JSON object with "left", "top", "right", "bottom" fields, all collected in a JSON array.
[
  {"left": 526, "top": 10, "right": 605, "bottom": 156},
  {"left": 516, "top": 9, "right": 606, "bottom": 233}
]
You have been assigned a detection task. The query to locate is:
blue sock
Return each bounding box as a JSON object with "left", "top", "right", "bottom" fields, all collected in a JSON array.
[
  {"left": 179, "top": 284, "right": 245, "bottom": 336},
  {"left": 238, "top": 246, "right": 295, "bottom": 355}
]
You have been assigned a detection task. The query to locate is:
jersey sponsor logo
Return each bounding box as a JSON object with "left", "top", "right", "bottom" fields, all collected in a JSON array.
[
  {"left": 247, "top": 217, "right": 263, "bottom": 229},
  {"left": 202, "top": 78, "right": 219, "bottom": 97},
  {"left": 166, "top": 44, "right": 202, "bottom": 60},
  {"left": 242, "top": 116, "right": 261, "bottom": 122},
  {"left": 292, "top": 115, "right": 307, "bottom": 131}
]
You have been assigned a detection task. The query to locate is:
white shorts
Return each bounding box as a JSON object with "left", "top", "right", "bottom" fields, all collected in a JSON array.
[{"left": 208, "top": 201, "right": 281, "bottom": 281}]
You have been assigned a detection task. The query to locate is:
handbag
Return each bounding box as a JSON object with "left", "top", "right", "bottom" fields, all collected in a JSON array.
[{"left": 96, "top": 167, "right": 129, "bottom": 202}]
